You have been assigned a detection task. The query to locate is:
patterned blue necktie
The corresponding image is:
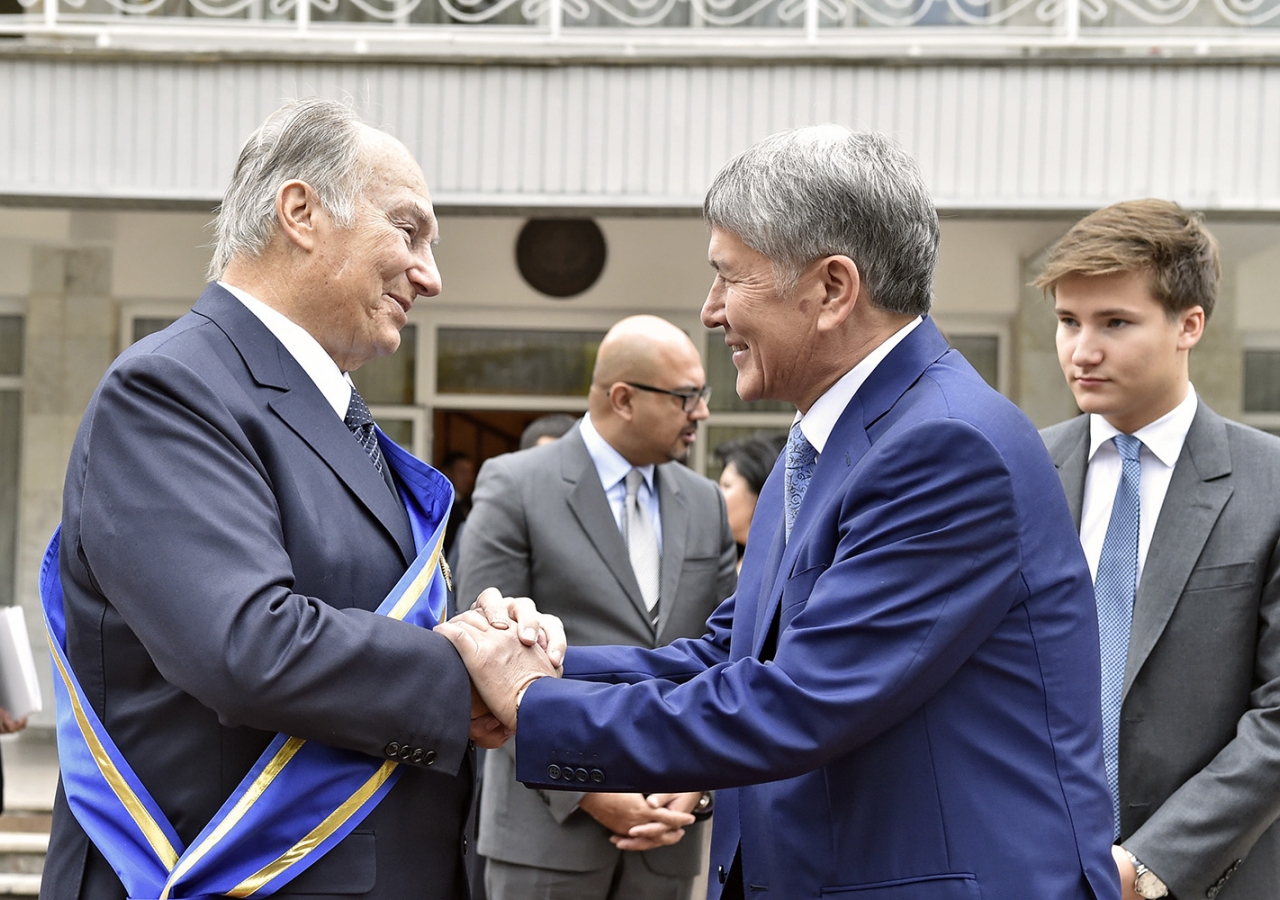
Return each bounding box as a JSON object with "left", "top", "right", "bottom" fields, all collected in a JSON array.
[
  {"left": 1095, "top": 432, "right": 1142, "bottom": 838},
  {"left": 344, "top": 386, "right": 385, "bottom": 474},
  {"left": 784, "top": 423, "right": 817, "bottom": 542}
]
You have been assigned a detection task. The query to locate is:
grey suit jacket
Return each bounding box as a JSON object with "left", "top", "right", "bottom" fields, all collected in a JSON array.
[
  {"left": 457, "top": 424, "right": 737, "bottom": 879},
  {"left": 1043, "top": 404, "right": 1280, "bottom": 900}
]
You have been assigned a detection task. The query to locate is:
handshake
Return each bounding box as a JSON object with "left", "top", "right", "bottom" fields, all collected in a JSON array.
[
  {"left": 433, "top": 588, "right": 705, "bottom": 851},
  {"left": 434, "top": 587, "right": 566, "bottom": 748}
]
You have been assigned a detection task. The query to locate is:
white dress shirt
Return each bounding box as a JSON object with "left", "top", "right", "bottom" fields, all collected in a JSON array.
[
  {"left": 578, "top": 413, "right": 662, "bottom": 552},
  {"left": 1080, "top": 386, "right": 1198, "bottom": 587},
  {"left": 794, "top": 317, "right": 924, "bottom": 455},
  {"left": 219, "top": 281, "right": 355, "bottom": 420}
]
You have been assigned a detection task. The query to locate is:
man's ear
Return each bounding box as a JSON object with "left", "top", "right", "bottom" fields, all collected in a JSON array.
[
  {"left": 276, "top": 180, "right": 322, "bottom": 252},
  {"left": 608, "top": 382, "right": 637, "bottom": 422},
  {"left": 1177, "top": 305, "right": 1206, "bottom": 352},
  {"left": 815, "top": 255, "right": 861, "bottom": 332}
]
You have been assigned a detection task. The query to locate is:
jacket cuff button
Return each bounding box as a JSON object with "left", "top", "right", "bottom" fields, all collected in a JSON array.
[
  {"left": 547, "top": 764, "right": 562, "bottom": 780},
  {"left": 384, "top": 741, "right": 401, "bottom": 758}
]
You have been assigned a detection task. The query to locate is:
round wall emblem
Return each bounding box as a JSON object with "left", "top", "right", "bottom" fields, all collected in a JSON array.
[{"left": 516, "top": 218, "right": 607, "bottom": 299}]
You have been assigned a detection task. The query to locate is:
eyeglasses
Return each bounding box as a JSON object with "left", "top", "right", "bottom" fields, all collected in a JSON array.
[{"left": 625, "top": 382, "right": 712, "bottom": 414}]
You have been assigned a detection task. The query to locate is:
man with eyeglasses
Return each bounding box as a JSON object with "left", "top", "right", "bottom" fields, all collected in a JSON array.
[{"left": 455, "top": 314, "right": 738, "bottom": 900}]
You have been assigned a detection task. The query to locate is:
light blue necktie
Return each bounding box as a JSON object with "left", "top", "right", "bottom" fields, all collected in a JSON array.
[
  {"left": 1095, "top": 432, "right": 1142, "bottom": 838},
  {"left": 784, "top": 423, "right": 817, "bottom": 542}
]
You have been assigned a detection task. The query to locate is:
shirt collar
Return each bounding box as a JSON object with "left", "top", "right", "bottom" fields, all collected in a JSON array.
[
  {"left": 796, "top": 317, "right": 924, "bottom": 455},
  {"left": 1087, "top": 384, "right": 1198, "bottom": 468},
  {"left": 579, "top": 413, "right": 655, "bottom": 493},
  {"left": 219, "top": 281, "right": 354, "bottom": 420}
]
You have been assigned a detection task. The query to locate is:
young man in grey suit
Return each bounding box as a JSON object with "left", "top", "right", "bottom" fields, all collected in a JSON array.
[
  {"left": 1040, "top": 199, "right": 1280, "bottom": 900},
  {"left": 457, "top": 314, "right": 738, "bottom": 900}
]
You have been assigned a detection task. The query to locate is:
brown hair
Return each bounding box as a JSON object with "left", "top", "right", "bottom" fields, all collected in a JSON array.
[{"left": 1034, "top": 199, "right": 1220, "bottom": 321}]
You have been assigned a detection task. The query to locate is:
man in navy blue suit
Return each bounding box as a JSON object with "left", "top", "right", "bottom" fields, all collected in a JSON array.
[{"left": 440, "top": 126, "right": 1120, "bottom": 900}]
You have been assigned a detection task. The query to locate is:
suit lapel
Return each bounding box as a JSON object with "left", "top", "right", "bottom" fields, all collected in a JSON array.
[
  {"left": 1126, "top": 404, "right": 1233, "bottom": 694},
  {"left": 655, "top": 466, "right": 688, "bottom": 644},
  {"left": 560, "top": 432, "right": 652, "bottom": 628},
  {"left": 750, "top": 318, "right": 950, "bottom": 659},
  {"left": 193, "top": 285, "right": 416, "bottom": 566},
  {"left": 1047, "top": 417, "right": 1091, "bottom": 529}
]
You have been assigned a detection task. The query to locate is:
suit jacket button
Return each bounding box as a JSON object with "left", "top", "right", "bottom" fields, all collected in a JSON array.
[
  {"left": 411, "top": 748, "right": 425, "bottom": 764},
  {"left": 462, "top": 836, "right": 468, "bottom": 855},
  {"left": 718, "top": 866, "right": 727, "bottom": 884},
  {"left": 423, "top": 749, "right": 436, "bottom": 765},
  {"left": 547, "top": 764, "right": 562, "bottom": 780},
  {"left": 574, "top": 767, "right": 589, "bottom": 782},
  {"left": 384, "top": 741, "right": 401, "bottom": 758},
  {"left": 399, "top": 745, "right": 414, "bottom": 760},
  {"left": 590, "top": 769, "right": 604, "bottom": 783}
]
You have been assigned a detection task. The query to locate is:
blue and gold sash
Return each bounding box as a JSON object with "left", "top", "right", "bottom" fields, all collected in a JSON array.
[{"left": 41, "top": 433, "right": 453, "bottom": 899}]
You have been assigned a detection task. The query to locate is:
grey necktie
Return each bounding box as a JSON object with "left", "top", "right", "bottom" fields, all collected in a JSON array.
[{"left": 623, "top": 469, "right": 660, "bottom": 624}]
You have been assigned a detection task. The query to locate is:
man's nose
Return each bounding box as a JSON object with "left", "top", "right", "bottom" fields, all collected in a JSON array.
[{"left": 411, "top": 248, "right": 443, "bottom": 299}]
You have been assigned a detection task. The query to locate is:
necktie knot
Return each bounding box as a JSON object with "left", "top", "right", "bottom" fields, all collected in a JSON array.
[
  {"left": 1113, "top": 433, "right": 1142, "bottom": 463},
  {"left": 784, "top": 423, "right": 817, "bottom": 542},
  {"left": 625, "top": 468, "right": 645, "bottom": 502},
  {"left": 344, "top": 388, "right": 375, "bottom": 430}
]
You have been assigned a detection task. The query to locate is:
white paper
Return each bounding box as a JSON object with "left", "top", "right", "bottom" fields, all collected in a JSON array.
[{"left": 0, "top": 606, "right": 43, "bottom": 720}]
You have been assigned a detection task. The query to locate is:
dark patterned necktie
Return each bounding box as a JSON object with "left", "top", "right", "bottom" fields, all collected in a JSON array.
[
  {"left": 344, "top": 386, "right": 384, "bottom": 474},
  {"left": 1094, "top": 432, "right": 1142, "bottom": 838}
]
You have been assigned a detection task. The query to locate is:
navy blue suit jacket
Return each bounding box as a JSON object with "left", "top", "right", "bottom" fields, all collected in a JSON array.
[
  {"left": 45, "top": 285, "right": 474, "bottom": 899},
  {"left": 516, "top": 318, "right": 1119, "bottom": 900}
]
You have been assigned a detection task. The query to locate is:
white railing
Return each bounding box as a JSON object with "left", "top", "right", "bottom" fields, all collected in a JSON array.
[{"left": 5, "top": 0, "right": 1280, "bottom": 53}]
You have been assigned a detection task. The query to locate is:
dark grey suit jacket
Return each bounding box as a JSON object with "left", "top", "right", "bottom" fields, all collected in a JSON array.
[
  {"left": 1043, "top": 404, "right": 1280, "bottom": 900},
  {"left": 44, "top": 284, "right": 475, "bottom": 899},
  {"left": 457, "top": 425, "right": 737, "bottom": 880}
]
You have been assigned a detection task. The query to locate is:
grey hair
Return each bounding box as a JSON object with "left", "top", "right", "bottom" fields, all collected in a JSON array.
[
  {"left": 207, "top": 98, "right": 369, "bottom": 279},
  {"left": 703, "top": 125, "right": 939, "bottom": 317}
]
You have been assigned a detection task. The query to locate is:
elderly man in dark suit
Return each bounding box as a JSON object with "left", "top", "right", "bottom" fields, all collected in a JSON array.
[
  {"left": 458, "top": 314, "right": 737, "bottom": 900},
  {"left": 1040, "top": 200, "right": 1280, "bottom": 900},
  {"left": 42, "top": 98, "right": 558, "bottom": 900},
  {"left": 440, "top": 126, "right": 1119, "bottom": 900}
]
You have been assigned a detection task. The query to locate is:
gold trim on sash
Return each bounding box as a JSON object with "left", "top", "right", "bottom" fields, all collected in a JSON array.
[
  {"left": 388, "top": 536, "right": 442, "bottom": 622},
  {"left": 161, "top": 534, "right": 442, "bottom": 897},
  {"left": 46, "top": 633, "right": 182, "bottom": 871},
  {"left": 158, "top": 737, "right": 307, "bottom": 900},
  {"left": 226, "top": 760, "right": 400, "bottom": 898}
]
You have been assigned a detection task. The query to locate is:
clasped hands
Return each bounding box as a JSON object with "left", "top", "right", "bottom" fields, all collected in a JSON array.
[
  {"left": 434, "top": 589, "right": 701, "bottom": 849},
  {"left": 435, "top": 587, "right": 565, "bottom": 748}
]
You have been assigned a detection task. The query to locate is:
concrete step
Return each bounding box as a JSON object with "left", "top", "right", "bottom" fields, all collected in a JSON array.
[
  {"left": 0, "top": 872, "right": 41, "bottom": 895},
  {"left": 0, "top": 832, "right": 45, "bottom": 875},
  {"left": 0, "top": 813, "right": 48, "bottom": 895}
]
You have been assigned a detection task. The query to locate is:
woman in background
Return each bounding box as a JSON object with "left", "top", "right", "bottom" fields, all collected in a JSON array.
[{"left": 715, "top": 432, "right": 787, "bottom": 572}]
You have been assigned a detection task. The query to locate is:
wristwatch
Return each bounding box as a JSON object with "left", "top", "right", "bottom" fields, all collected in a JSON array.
[
  {"left": 692, "top": 792, "right": 714, "bottom": 821},
  {"left": 1124, "top": 849, "right": 1169, "bottom": 899}
]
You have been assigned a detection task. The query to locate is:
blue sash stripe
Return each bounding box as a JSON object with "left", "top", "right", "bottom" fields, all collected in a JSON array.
[{"left": 42, "top": 435, "right": 454, "bottom": 899}]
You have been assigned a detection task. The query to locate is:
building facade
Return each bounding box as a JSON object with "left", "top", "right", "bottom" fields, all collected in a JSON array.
[{"left": 4, "top": 6, "right": 1280, "bottom": 720}]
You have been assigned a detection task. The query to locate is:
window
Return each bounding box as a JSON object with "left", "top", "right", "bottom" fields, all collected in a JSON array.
[
  {"left": 121, "top": 306, "right": 431, "bottom": 457},
  {"left": 1242, "top": 338, "right": 1280, "bottom": 436},
  {"left": 0, "top": 308, "right": 22, "bottom": 609},
  {"left": 435, "top": 327, "right": 605, "bottom": 397},
  {"left": 934, "top": 317, "right": 1009, "bottom": 395}
]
